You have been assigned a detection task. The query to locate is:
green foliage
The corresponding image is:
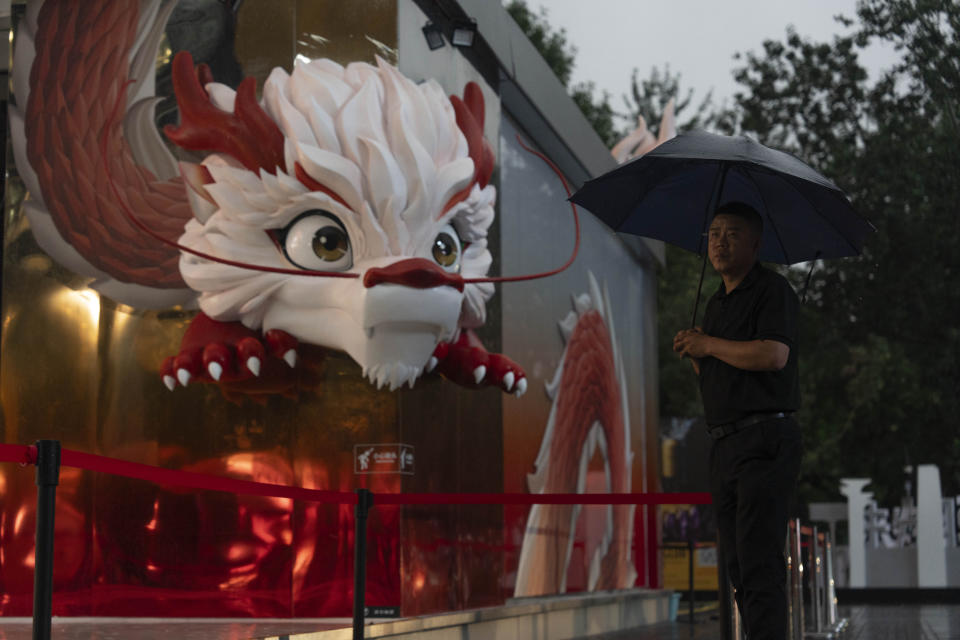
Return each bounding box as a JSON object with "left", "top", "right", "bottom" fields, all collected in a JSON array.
[
  {"left": 729, "top": 29, "right": 869, "bottom": 172},
  {"left": 505, "top": 0, "right": 618, "bottom": 147},
  {"left": 715, "top": 0, "right": 960, "bottom": 505},
  {"left": 504, "top": 0, "right": 575, "bottom": 85},
  {"left": 571, "top": 81, "right": 619, "bottom": 147}
]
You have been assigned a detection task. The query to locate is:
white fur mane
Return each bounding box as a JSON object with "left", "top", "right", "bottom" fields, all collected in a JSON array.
[{"left": 179, "top": 56, "right": 495, "bottom": 331}]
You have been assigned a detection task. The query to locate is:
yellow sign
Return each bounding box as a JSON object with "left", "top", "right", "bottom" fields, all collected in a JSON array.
[{"left": 663, "top": 543, "right": 719, "bottom": 591}]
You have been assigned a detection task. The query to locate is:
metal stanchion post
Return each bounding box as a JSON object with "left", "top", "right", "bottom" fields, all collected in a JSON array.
[
  {"left": 688, "top": 537, "right": 695, "bottom": 623},
  {"left": 352, "top": 488, "right": 374, "bottom": 640},
  {"left": 717, "top": 536, "right": 744, "bottom": 639},
  {"left": 824, "top": 533, "right": 838, "bottom": 626},
  {"left": 717, "top": 534, "right": 734, "bottom": 640},
  {"left": 790, "top": 519, "right": 804, "bottom": 640},
  {"left": 818, "top": 531, "right": 848, "bottom": 637},
  {"left": 809, "top": 525, "right": 822, "bottom": 633},
  {"left": 806, "top": 526, "right": 844, "bottom": 639},
  {"left": 731, "top": 592, "right": 743, "bottom": 640},
  {"left": 786, "top": 529, "right": 795, "bottom": 640},
  {"left": 817, "top": 533, "right": 828, "bottom": 629},
  {"left": 33, "top": 440, "right": 61, "bottom": 640},
  {"left": 823, "top": 533, "right": 837, "bottom": 628}
]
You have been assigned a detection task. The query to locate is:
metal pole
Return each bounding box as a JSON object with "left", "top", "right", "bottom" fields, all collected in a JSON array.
[
  {"left": 790, "top": 519, "right": 804, "bottom": 639},
  {"left": 816, "top": 533, "right": 828, "bottom": 630},
  {"left": 809, "top": 525, "right": 821, "bottom": 633},
  {"left": 717, "top": 533, "right": 734, "bottom": 640},
  {"left": 824, "top": 533, "right": 838, "bottom": 626},
  {"left": 786, "top": 530, "right": 795, "bottom": 640},
  {"left": 352, "top": 488, "right": 374, "bottom": 640},
  {"left": 731, "top": 592, "right": 743, "bottom": 640},
  {"left": 33, "top": 440, "right": 61, "bottom": 640},
  {"left": 690, "top": 164, "right": 730, "bottom": 327},
  {"left": 688, "top": 537, "right": 695, "bottom": 623}
]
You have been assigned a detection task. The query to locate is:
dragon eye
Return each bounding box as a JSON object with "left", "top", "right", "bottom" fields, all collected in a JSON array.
[
  {"left": 431, "top": 224, "right": 461, "bottom": 273},
  {"left": 282, "top": 211, "right": 353, "bottom": 271}
]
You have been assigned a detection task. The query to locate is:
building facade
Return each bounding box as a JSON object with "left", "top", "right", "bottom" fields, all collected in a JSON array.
[{"left": 0, "top": 0, "right": 662, "bottom": 617}]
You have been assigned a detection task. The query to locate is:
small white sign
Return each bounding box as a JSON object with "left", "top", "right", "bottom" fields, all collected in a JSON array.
[
  {"left": 354, "top": 443, "right": 415, "bottom": 475},
  {"left": 697, "top": 546, "right": 718, "bottom": 567}
]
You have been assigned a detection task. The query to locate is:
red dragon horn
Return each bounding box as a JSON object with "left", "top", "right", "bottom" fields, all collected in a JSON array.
[{"left": 164, "top": 52, "right": 285, "bottom": 175}]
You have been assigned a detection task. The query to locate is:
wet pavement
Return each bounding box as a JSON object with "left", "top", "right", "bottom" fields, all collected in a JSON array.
[
  {"left": 577, "top": 605, "right": 960, "bottom": 639},
  {"left": 843, "top": 605, "right": 960, "bottom": 640}
]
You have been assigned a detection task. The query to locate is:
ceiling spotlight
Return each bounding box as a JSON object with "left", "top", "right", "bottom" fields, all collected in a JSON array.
[
  {"left": 422, "top": 21, "right": 445, "bottom": 50},
  {"left": 451, "top": 18, "right": 477, "bottom": 48}
]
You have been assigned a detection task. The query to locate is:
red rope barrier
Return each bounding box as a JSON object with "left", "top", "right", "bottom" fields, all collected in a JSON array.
[
  {"left": 0, "top": 443, "right": 711, "bottom": 506},
  {"left": 376, "top": 492, "right": 712, "bottom": 506},
  {"left": 0, "top": 443, "right": 37, "bottom": 465},
  {"left": 60, "top": 449, "right": 357, "bottom": 504}
]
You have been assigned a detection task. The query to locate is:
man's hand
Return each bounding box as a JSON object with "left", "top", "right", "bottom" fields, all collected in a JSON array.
[
  {"left": 673, "top": 327, "right": 709, "bottom": 375},
  {"left": 673, "top": 327, "right": 712, "bottom": 359},
  {"left": 674, "top": 327, "right": 790, "bottom": 372}
]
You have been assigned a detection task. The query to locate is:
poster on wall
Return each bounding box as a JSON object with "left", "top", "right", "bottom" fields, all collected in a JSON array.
[{"left": 498, "top": 113, "right": 660, "bottom": 597}]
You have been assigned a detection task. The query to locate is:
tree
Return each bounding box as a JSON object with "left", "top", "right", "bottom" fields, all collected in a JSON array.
[
  {"left": 714, "top": 1, "right": 960, "bottom": 506},
  {"left": 505, "top": 0, "right": 619, "bottom": 147}
]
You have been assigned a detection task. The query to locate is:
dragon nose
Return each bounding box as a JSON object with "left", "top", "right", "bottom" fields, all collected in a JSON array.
[{"left": 363, "top": 258, "right": 465, "bottom": 292}]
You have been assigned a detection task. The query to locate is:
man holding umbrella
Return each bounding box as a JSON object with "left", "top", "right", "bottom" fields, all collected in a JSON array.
[
  {"left": 570, "top": 129, "right": 873, "bottom": 640},
  {"left": 673, "top": 201, "right": 801, "bottom": 639}
]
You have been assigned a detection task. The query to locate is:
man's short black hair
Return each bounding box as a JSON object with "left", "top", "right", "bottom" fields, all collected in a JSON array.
[{"left": 713, "top": 201, "right": 763, "bottom": 237}]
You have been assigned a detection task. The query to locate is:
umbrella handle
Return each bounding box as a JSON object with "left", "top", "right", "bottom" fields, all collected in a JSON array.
[
  {"left": 690, "top": 164, "right": 730, "bottom": 328},
  {"left": 801, "top": 251, "right": 821, "bottom": 304}
]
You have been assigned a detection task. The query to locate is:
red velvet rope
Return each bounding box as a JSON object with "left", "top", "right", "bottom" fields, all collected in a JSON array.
[
  {"left": 0, "top": 444, "right": 711, "bottom": 506},
  {"left": 0, "top": 443, "right": 38, "bottom": 465}
]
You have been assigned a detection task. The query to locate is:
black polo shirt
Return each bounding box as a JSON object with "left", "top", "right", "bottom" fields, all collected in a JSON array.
[{"left": 699, "top": 262, "right": 799, "bottom": 426}]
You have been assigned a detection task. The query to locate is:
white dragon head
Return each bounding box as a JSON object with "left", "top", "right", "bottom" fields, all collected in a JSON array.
[{"left": 166, "top": 53, "right": 496, "bottom": 390}]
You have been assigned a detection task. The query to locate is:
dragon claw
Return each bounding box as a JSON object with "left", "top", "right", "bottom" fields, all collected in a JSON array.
[
  {"left": 473, "top": 365, "right": 487, "bottom": 384},
  {"left": 514, "top": 377, "right": 527, "bottom": 397},
  {"left": 265, "top": 329, "right": 299, "bottom": 366},
  {"left": 430, "top": 330, "right": 526, "bottom": 393},
  {"left": 162, "top": 316, "right": 304, "bottom": 393}
]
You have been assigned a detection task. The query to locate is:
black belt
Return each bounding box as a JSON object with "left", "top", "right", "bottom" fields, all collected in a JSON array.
[{"left": 708, "top": 411, "right": 793, "bottom": 440}]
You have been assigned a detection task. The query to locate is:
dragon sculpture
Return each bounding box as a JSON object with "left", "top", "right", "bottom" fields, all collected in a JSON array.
[{"left": 11, "top": 0, "right": 527, "bottom": 398}]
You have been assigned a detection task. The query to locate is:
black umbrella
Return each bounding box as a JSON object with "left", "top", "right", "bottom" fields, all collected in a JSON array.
[{"left": 570, "top": 130, "right": 875, "bottom": 323}]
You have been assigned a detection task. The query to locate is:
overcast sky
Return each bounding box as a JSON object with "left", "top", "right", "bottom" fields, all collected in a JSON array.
[{"left": 530, "top": 0, "right": 903, "bottom": 120}]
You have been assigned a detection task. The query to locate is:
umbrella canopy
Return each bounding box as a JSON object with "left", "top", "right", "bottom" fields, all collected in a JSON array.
[{"left": 570, "top": 130, "right": 875, "bottom": 265}]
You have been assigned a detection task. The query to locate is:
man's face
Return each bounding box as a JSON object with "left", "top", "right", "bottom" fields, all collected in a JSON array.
[{"left": 707, "top": 214, "right": 760, "bottom": 277}]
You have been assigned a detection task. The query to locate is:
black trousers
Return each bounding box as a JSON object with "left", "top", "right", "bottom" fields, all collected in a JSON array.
[{"left": 709, "top": 416, "right": 802, "bottom": 640}]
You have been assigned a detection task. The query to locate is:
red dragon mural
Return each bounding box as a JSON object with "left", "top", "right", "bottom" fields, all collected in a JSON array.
[{"left": 514, "top": 272, "right": 637, "bottom": 595}]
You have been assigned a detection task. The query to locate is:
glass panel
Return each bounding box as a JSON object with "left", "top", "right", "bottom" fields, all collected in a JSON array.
[
  {"left": 499, "top": 114, "right": 659, "bottom": 595},
  {"left": 1, "top": 0, "right": 402, "bottom": 617}
]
